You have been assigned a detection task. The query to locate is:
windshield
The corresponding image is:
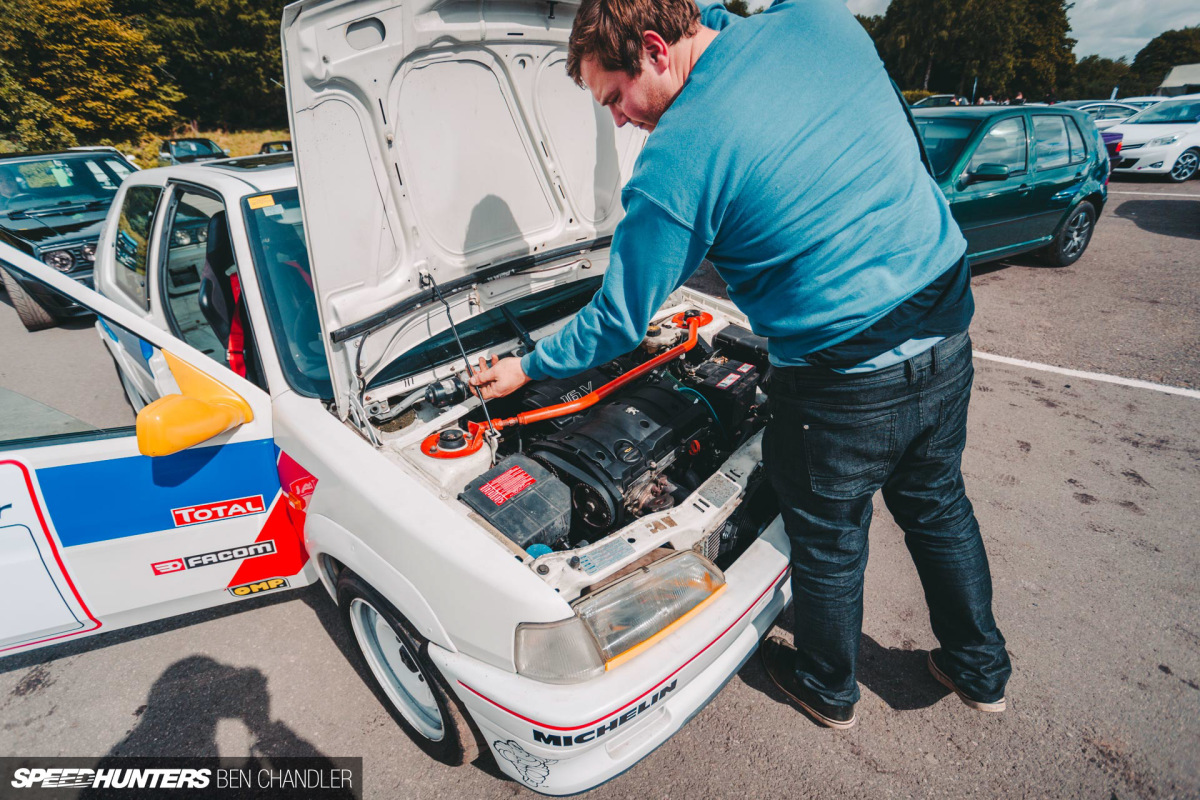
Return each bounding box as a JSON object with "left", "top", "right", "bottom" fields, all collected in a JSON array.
[
  {"left": 1129, "top": 100, "right": 1200, "bottom": 124},
  {"left": 170, "top": 140, "right": 224, "bottom": 159},
  {"left": 241, "top": 189, "right": 332, "bottom": 398},
  {"left": 0, "top": 154, "right": 133, "bottom": 216},
  {"left": 368, "top": 276, "right": 604, "bottom": 390},
  {"left": 915, "top": 117, "right": 980, "bottom": 178}
]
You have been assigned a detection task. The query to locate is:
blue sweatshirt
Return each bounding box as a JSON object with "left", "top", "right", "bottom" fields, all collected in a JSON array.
[{"left": 522, "top": 0, "right": 967, "bottom": 381}]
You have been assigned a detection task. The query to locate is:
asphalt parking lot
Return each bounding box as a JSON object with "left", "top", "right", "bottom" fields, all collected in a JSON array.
[{"left": 1, "top": 177, "right": 1198, "bottom": 799}]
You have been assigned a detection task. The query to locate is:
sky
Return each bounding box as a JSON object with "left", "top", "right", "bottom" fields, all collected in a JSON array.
[{"left": 748, "top": 0, "right": 1200, "bottom": 62}]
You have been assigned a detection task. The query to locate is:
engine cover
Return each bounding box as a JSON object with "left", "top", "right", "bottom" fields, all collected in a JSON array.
[{"left": 527, "top": 374, "right": 711, "bottom": 532}]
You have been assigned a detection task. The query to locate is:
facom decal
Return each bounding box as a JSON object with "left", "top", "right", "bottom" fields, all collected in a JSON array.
[
  {"left": 151, "top": 541, "right": 277, "bottom": 576},
  {"left": 171, "top": 495, "right": 266, "bottom": 527},
  {"left": 530, "top": 680, "right": 677, "bottom": 747},
  {"left": 493, "top": 740, "right": 557, "bottom": 787},
  {"left": 227, "top": 577, "right": 289, "bottom": 597}
]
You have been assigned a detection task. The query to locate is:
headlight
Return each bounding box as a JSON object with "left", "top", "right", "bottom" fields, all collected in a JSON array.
[
  {"left": 515, "top": 617, "right": 604, "bottom": 684},
  {"left": 42, "top": 249, "right": 74, "bottom": 271},
  {"left": 81, "top": 242, "right": 97, "bottom": 262},
  {"left": 172, "top": 229, "right": 192, "bottom": 246},
  {"left": 1147, "top": 133, "right": 1183, "bottom": 148},
  {"left": 514, "top": 551, "right": 726, "bottom": 684},
  {"left": 196, "top": 227, "right": 207, "bottom": 243}
]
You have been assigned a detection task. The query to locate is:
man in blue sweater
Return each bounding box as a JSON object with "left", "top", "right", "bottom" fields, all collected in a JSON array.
[{"left": 470, "top": 0, "right": 1011, "bottom": 728}]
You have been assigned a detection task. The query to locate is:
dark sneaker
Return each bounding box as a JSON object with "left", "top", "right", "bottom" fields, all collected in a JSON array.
[
  {"left": 760, "top": 636, "right": 856, "bottom": 729},
  {"left": 927, "top": 650, "right": 1006, "bottom": 712}
]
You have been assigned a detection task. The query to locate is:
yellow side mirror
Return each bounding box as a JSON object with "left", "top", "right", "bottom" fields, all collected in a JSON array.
[{"left": 136, "top": 352, "right": 254, "bottom": 457}]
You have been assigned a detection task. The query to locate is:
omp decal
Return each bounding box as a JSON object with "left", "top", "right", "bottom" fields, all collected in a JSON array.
[
  {"left": 493, "top": 741, "right": 556, "bottom": 787},
  {"left": 150, "top": 559, "right": 186, "bottom": 576},
  {"left": 35, "top": 439, "right": 281, "bottom": 547},
  {"left": 228, "top": 577, "right": 289, "bottom": 597},
  {"left": 171, "top": 495, "right": 266, "bottom": 527},
  {"left": 458, "top": 563, "right": 791, "bottom": 731},
  {"left": 151, "top": 541, "right": 276, "bottom": 576},
  {"left": 0, "top": 461, "right": 100, "bottom": 653},
  {"left": 532, "top": 681, "right": 676, "bottom": 746}
]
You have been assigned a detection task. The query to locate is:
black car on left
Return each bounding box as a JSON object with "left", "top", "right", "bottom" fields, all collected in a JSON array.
[{"left": 0, "top": 150, "right": 137, "bottom": 330}]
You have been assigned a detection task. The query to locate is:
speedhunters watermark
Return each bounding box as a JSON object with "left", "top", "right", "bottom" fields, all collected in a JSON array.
[{"left": 1, "top": 758, "right": 361, "bottom": 798}]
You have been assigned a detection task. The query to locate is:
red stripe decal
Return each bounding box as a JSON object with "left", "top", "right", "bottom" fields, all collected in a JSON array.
[
  {"left": 224, "top": 451, "right": 316, "bottom": 589},
  {"left": 458, "top": 562, "right": 790, "bottom": 732},
  {"left": 0, "top": 460, "right": 101, "bottom": 653}
]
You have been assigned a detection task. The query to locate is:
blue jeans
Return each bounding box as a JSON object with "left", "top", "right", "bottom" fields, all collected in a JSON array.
[{"left": 763, "top": 332, "right": 1011, "bottom": 706}]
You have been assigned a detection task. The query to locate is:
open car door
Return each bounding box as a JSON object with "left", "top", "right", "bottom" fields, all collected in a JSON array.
[{"left": 0, "top": 244, "right": 317, "bottom": 657}]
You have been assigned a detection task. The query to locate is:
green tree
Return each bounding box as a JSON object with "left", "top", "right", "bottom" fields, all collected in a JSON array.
[
  {"left": 0, "top": 0, "right": 179, "bottom": 144},
  {"left": 1127, "top": 26, "right": 1200, "bottom": 95},
  {"left": 0, "top": 60, "right": 78, "bottom": 152},
  {"left": 113, "top": 0, "right": 289, "bottom": 130},
  {"left": 724, "top": 0, "right": 753, "bottom": 17},
  {"left": 1068, "top": 55, "right": 1130, "bottom": 99}
]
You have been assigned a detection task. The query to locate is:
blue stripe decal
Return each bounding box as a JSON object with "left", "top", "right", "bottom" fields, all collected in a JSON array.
[{"left": 36, "top": 439, "right": 281, "bottom": 547}]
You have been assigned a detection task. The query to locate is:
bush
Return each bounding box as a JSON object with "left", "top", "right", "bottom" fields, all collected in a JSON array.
[{"left": 903, "top": 89, "right": 935, "bottom": 104}]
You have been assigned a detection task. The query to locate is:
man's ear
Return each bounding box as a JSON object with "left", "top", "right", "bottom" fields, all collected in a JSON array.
[{"left": 642, "top": 30, "right": 670, "bottom": 72}]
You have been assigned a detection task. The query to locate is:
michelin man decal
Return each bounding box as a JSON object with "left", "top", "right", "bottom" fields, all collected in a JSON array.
[{"left": 493, "top": 739, "right": 557, "bottom": 787}]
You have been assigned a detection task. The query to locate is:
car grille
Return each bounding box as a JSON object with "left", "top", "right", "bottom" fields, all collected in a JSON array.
[
  {"left": 1122, "top": 142, "right": 1143, "bottom": 150},
  {"left": 1116, "top": 158, "right": 1139, "bottom": 169},
  {"left": 38, "top": 242, "right": 96, "bottom": 273}
]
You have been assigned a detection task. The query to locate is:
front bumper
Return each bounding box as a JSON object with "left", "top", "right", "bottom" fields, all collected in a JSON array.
[
  {"left": 430, "top": 521, "right": 792, "bottom": 795},
  {"left": 1112, "top": 144, "right": 1183, "bottom": 174}
]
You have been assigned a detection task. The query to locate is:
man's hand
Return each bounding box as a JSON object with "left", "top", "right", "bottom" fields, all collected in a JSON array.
[{"left": 468, "top": 355, "right": 531, "bottom": 400}]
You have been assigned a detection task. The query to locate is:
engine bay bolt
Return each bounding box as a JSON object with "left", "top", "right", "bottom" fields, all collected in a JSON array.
[
  {"left": 536, "top": 564, "right": 549, "bottom": 575},
  {"left": 438, "top": 428, "right": 467, "bottom": 450},
  {"left": 568, "top": 555, "right": 581, "bottom": 570}
]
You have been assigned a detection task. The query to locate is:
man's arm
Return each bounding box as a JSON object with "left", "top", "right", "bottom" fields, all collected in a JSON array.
[{"left": 469, "top": 190, "right": 710, "bottom": 398}]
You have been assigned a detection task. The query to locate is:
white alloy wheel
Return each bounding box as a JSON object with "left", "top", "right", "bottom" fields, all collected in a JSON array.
[{"left": 348, "top": 597, "right": 445, "bottom": 742}]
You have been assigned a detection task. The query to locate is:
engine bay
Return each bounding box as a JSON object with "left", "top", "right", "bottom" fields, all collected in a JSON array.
[{"left": 367, "top": 295, "right": 780, "bottom": 597}]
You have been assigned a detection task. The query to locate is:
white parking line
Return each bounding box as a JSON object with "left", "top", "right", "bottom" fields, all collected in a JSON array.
[
  {"left": 973, "top": 351, "right": 1200, "bottom": 400},
  {"left": 1108, "top": 191, "right": 1200, "bottom": 198}
]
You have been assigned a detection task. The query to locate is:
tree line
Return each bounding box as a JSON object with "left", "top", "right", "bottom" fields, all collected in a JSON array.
[
  {"left": 853, "top": 0, "right": 1199, "bottom": 102},
  {"left": 0, "top": 0, "right": 287, "bottom": 151},
  {"left": 1, "top": 0, "right": 1198, "bottom": 153}
]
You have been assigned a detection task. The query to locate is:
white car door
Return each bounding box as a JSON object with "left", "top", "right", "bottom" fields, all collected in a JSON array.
[{"left": 0, "top": 244, "right": 317, "bottom": 657}]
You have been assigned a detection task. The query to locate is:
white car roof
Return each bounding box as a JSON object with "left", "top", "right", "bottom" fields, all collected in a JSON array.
[{"left": 129, "top": 156, "right": 298, "bottom": 196}]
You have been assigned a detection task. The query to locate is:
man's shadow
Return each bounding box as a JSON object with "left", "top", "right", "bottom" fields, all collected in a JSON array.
[
  {"left": 80, "top": 655, "right": 356, "bottom": 798},
  {"left": 739, "top": 625, "right": 950, "bottom": 720}
]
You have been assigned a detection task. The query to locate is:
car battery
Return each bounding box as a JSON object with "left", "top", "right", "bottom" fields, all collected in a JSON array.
[
  {"left": 689, "top": 358, "right": 760, "bottom": 433},
  {"left": 459, "top": 455, "right": 571, "bottom": 552}
]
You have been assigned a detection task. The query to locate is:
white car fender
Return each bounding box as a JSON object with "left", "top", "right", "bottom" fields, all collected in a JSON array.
[
  {"left": 270, "top": 391, "right": 572, "bottom": 672},
  {"left": 303, "top": 511, "right": 452, "bottom": 650}
]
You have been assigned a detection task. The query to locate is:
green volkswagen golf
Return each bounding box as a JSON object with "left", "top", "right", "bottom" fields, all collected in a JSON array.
[{"left": 913, "top": 106, "right": 1108, "bottom": 267}]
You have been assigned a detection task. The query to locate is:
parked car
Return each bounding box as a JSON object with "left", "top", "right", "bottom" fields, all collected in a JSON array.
[
  {"left": 258, "top": 140, "right": 292, "bottom": 154},
  {"left": 1106, "top": 95, "right": 1200, "bottom": 182},
  {"left": 911, "top": 93, "right": 958, "bottom": 108},
  {"left": 0, "top": 0, "right": 791, "bottom": 788},
  {"left": 1119, "top": 96, "right": 1165, "bottom": 111},
  {"left": 913, "top": 106, "right": 1108, "bottom": 266},
  {"left": 1052, "top": 100, "right": 1141, "bottom": 130},
  {"left": 0, "top": 149, "right": 138, "bottom": 329},
  {"left": 1102, "top": 130, "right": 1123, "bottom": 162},
  {"left": 157, "top": 137, "right": 228, "bottom": 166}
]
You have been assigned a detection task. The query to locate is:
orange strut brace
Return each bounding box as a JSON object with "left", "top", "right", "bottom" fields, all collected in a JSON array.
[{"left": 490, "top": 317, "right": 701, "bottom": 430}]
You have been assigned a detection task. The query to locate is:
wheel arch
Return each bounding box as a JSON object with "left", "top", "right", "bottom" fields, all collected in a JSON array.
[{"left": 305, "top": 513, "right": 454, "bottom": 651}]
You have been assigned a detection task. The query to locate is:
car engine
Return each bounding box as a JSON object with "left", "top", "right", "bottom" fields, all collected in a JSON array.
[{"left": 438, "top": 313, "right": 774, "bottom": 557}]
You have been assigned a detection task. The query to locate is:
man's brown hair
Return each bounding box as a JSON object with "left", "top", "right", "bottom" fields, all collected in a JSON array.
[{"left": 567, "top": 0, "right": 701, "bottom": 87}]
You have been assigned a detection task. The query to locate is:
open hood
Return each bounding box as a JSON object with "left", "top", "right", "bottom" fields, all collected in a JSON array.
[{"left": 281, "top": 0, "right": 645, "bottom": 418}]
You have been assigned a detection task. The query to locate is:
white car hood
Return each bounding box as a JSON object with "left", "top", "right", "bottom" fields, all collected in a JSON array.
[
  {"left": 281, "top": 0, "right": 644, "bottom": 416},
  {"left": 1107, "top": 122, "right": 1196, "bottom": 146}
]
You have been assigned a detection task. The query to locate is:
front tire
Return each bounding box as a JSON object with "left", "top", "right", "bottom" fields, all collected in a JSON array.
[
  {"left": 1043, "top": 201, "right": 1095, "bottom": 267},
  {"left": 336, "top": 571, "right": 483, "bottom": 766},
  {"left": 0, "top": 267, "right": 57, "bottom": 331},
  {"left": 1167, "top": 148, "right": 1199, "bottom": 183}
]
